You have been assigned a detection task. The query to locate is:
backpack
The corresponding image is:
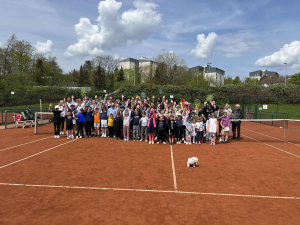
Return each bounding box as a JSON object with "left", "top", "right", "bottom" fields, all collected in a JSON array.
[
  {"left": 15, "top": 113, "right": 24, "bottom": 122},
  {"left": 25, "top": 108, "right": 35, "bottom": 120}
]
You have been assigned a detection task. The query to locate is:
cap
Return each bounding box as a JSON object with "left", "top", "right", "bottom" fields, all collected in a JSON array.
[
  {"left": 208, "top": 106, "right": 213, "bottom": 110},
  {"left": 95, "top": 107, "right": 99, "bottom": 109},
  {"left": 220, "top": 106, "right": 224, "bottom": 109},
  {"left": 70, "top": 103, "right": 75, "bottom": 106},
  {"left": 167, "top": 105, "right": 170, "bottom": 108},
  {"left": 79, "top": 108, "right": 83, "bottom": 111},
  {"left": 185, "top": 102, "right": 188, "bottom": 105},
  {"left": 55, "top": 105, "right": 60, "bottom": 109},
  {"left": 176, "top": 105, "right": 180, "bottom": 108}
]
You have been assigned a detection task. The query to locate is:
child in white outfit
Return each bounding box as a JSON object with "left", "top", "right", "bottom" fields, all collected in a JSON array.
[{"left": 208, "top": 113, "right": 218, "bottom": 146}]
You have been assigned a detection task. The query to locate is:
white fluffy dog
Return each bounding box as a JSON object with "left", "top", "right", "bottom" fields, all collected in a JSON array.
[{"left": 187, "top": 157, "right": 198, "bottom": 168}]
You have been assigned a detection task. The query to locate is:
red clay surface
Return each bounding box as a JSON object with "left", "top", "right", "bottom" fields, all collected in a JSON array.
[{"left": 1, "top": 123, "right": 300, "bottom": 224}]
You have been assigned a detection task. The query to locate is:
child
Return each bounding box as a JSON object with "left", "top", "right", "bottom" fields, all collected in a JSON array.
[
  {"left": 157, "top": 115, "right": 166, "bottom": 144},
  {"left": 148, "top": 110, "right": 156, "bottom": 144},
  {"left": 140, "top": 111, "right": 148, "bottom": 142},
  {"left": 221, "top": 112, "right": 230, "bottom": 144},
  {"left": 48, "top": 103, "right": 62, "bottom": 139},
  {"left": 123, "top": 112, "right": 130, "bottom": 141},
  {"left": 176, "top": 114, "right": 183, "bottom": 144},
  {"left": 168, "top": 114, "right": 176, "bottom": 145},
  {"left": 114, "top": 112, "right": 122, "bottom": 140},
  {"left": 65, "top": 110, "right": 74, "bottom": 139},
  {"left": 208, "top": 113, "right": 218, "bottom": 146},
  {"left": 191, "top": 118, "right": 196, "bottom": 144},
  {"left": 108, "top": 113, "right": 114, "bottom": 139},
  {"left": 185, "top": 117, "right": 192, "bottom": 145},
  {"left": 132, "top": 109, "right": 141, "bottom": 141},
  {"left": 164, "top": 114, "right": 169, "bottom": 142},
  {"left": 101, "top": 105, "right": 108, "bottom": 137},
  {"left": 76, "top": 108, "right": 84, "bottom": 138},
  {"left": 195, "top": 117, "right": 204, "bottom": 144},
  {"left": 93, "top": 106, "right": 101, "bottom": 138},
  {"left": 182, "top": 111, "right": 188, "bottom": 143},
  {"left": 85, "top": 107, "right": 93, "bottom": 138}
]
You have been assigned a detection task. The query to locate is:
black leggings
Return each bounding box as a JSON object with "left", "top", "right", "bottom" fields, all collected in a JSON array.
[
  {"left": 60, "top": 117, "right": 65, "bottom": 132},
  {"left": 54, "top": 122, "right": 60, "bottom": 135},
  {"left": 115, "top": 126, "right": 121, "bottom": 138},
  {"left": 77, "top": 122, "right": 84, "bottom": 137},
  {"left": 196, "top": 131, "right": 203, "bottom": 142},
  {"left": 182, "top": 125, "right": 186, "bottom": 139},
  {"left": 108, "top": 126, "right": 114, "bottom": 138},
  {"left": 159, "top": 130, "right": 165, "bottom": 142},
  {"left": 86, "top": 121, "right": 93, "bottom": 136}
]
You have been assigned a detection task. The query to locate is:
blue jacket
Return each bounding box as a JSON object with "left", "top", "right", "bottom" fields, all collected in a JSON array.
[{"left": 77, "top": 113, "right": 85, "bottom": 123}]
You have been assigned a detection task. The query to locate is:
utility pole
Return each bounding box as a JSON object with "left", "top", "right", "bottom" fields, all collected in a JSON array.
[
  {"left": 134, "top": 64, "right": 136, "bottom": 86},
  {"left": 284, "top": 63, "right": 287, "bottom": 85}
]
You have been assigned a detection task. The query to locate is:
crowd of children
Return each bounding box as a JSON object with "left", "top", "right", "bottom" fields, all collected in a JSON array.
[{"left": 49, "top": 94, "right": 235, "bottom": 145}]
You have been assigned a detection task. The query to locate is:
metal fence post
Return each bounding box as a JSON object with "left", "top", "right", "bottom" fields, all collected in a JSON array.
[
  {"left": 284, "top": 119, "right": 286, "bottom": 143},
  {"left": 5, "top": 111, "right": 7, "bottom": 129}
]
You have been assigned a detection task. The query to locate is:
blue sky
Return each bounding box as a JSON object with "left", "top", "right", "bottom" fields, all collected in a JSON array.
[{"left": 1, "top": 0, "right": 300, "bottom": 78}]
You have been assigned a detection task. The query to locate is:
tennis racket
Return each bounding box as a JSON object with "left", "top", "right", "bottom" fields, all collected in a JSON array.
[
  {"left": 194, "top": 99, "right": 201, "bottom": 108},
  {"left": 159, "top": 88, "right": 163, "bottom": 95},
  {"left": 141, "top": 91, "right": 146, "bottom": 99}
]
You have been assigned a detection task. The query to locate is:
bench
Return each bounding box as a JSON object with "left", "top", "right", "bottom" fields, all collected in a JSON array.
[{"left": 13, "top": 113, "right": 34, "bottom": 129}]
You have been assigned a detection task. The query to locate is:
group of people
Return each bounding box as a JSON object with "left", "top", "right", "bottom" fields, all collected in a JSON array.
[{"left": 48, "top": 94, "right": 243, "bottom": 145}]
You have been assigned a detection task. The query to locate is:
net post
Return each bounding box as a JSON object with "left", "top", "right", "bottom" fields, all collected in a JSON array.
[
  {"left": 283, "top": 119, "right": 286, "bottom": 143},
  {"left": 5, "top": 110, "right": 7, "bottom": 129},
  {"left": 39, "top": 99, "right": 43, "bottom": 124},
  {"left": 34, "top": 112, "right": 38, "bottom": 134}
]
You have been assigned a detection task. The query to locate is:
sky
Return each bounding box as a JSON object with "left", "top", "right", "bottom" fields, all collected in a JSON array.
[{"left": 1, "top": 0, "right": 300, "bottom": 78}]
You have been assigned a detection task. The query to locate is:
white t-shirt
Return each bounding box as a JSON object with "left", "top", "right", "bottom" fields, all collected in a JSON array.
[
  {"left": 59, "top": 106, "right": 67, "bottom": 117},
  {"left": 195, "top": 122, "right": 204, "bottom": 132}
]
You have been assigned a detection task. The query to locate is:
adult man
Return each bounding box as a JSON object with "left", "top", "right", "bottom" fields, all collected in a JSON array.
[
  {"left": 231, "top": 104, "right": 243, "bottom": 141},
  {"left": 107, "top": 101, "right": 117, "bottom": 118}
]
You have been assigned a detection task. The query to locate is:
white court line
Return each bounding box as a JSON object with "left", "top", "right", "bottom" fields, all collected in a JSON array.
[
  {"left": 0, "top": 139, "right": 77, "bottom": 169},
  {"left": 244, "top": 128, "right": 300, "bottom": 147},
  {"left": 0, "top": 136, "right": 52, "bottom": 152},
  {"left": 0, "top": 182, "right": 299, "bottom": 200},
  {"left": 242, "top": 134, "right": 300, "bottom": 159},
  {"left": 170, "top": 145, "right": 177, "bottom": 190}
]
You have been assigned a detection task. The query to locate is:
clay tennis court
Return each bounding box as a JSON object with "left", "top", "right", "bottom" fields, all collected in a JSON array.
[{"left": 1, "top": 121, "right": 300, "bottom": 224}]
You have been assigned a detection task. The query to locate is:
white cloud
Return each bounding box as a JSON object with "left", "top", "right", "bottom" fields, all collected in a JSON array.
[
  {"left": 35, "top": 40, "right": 53, "bottom": 54},
  {"left": 65, "top": 0, "right": 162, "bottom": 57},
  {"left": 189, "top": 32, "right": 218, "bottom": 60},
  {"left": 216, "top": 30, "right": 260, "bottom": 57},
  {"left": 255, "top": 41, "right": 300, "bottom": 70}
]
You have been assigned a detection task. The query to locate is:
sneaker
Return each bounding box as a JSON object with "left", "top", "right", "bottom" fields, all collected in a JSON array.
[
  {"left": 219, "top": 138, "right": 222, "bottom": 142},
  {"left": 79, "top": 136, "right": 82, "bottom": 139},
  {"left": 113, "top": 135, "right": 116, "bottom": 138},
  {"left": 134, "top": 138, "right": 136, "bottom": 141},
  {"left": 89, "top": 135, "right": 91, "bottom": 138},
  {"left": 149, "top": 141, "right": 152, "bottom": 144},
  {"left": 98, "top": 135, "right": 100, "bottom": 138},
  {"left": 199, "top": 141, "right": 201, "bottom": 145},
  {"left": 57, "top": 135, "right": 60, "bottom": 139},
  {"left": 85, "top": 135, "right": 88, "bottom": 138},
  {"left": 189, "top": 142, "right": 192, "bottom": 145},
  {"left": 213, "top": 142, "right": 216, "bottom": 146},
  {"left": 62, "top": 132, "right": 64, "bottom": 135},
  {"left": 237, "top": 138, "right": 240, "bottom": 141},
  {"left": 145, "top": 139, "right": 148, "bottom": 142},
  {"left": 154, "top": 137, "right": 158, "bottom": 141},
  {"left": 210, "top": 143, "right": 213, "bottom": 146},
  {"left": 152, "top": 141, "right": 154, "bottom": 144},
  {"left": 186, "top": 143, "right": 189, "bottom": 145},
  {"left": 224, "top": 141, "right": 227, "bottom": 144},
  {"left": 54, "top": 135, "right": 57, "bottom": 139},
  {"left": 157, "top": 142, "right": 160, "bottom": 144},
  {"left": 67, "top": 136, "right": 70, "bottom": 140},
  {"left": 163, "top": 142, "right": 166, "bottom": 144},
  {"left": 140, "top": 139, "right": 143, "bottom": 142},
  {"left": 195, "top": 142, "right": 198, "bottom": 145},
  {"left": 76, "top": 136, "right": 79, "bottom": 139}
]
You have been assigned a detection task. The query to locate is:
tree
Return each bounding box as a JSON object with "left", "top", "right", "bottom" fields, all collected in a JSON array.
[
  {"left": 244, "top": 77, "right": 260, "bottom": 85},
  {"left": 78, "top": 65, "right": 85, "bottom": 87},
  {"left": 35, "top": 58, "right": 44, "bottom": 85},
  {"left": 288, "top": 73, "right": 300, "bottom": 85},
  {"left": 154, "top": 52, "right": 187, "bottom": 84},
  {"left": 232, "top": 76, "right": 242, "bottom": 85},
  {"left": 118, "top": 67, "right": 125, "bottom": 81},
  {"left": 224, "top": 76, "right": 233, "bottom": 85},
  {"left": 92, "top": 65, "right": 105, "bottom": 89}
]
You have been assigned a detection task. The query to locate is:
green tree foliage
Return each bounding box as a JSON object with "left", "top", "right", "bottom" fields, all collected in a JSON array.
[
  {"left": 117, "top": 67, "right": 125, "bottom": 81},
  {"left": 288, "top": 73, "right": 300, "bottom": 85},
  {"left": 232, "top": 76, "right": 242, "bottom": 85},
  {"left": 34, "top": 58, "right": 44, "bottom": 84},
  {"left": 224, "top": 76, "right": 233, "bottom": 85}
]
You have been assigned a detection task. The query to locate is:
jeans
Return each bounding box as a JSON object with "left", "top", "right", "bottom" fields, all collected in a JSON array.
[
  {"left": 232, "top": 123, "right": 241, "bottom": 139},
  {"left": 77, "top": 122, "right": 84, "bottom": 137}
]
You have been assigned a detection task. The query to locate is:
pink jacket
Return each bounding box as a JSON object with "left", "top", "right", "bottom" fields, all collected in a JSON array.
[{"left": 148, "top": 110, "right": 156, "bottom": 128}]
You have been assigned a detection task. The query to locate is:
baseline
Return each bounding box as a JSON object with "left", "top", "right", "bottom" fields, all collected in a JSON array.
[
  {"left": 0, "top": 136, "right": 52, "bottom": 152},
  {"left": 0, "top": 182, "right": 299, "bottom": 200},
  {"left": 0, "top": 139, "right": 77, "bottom": 169}
]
